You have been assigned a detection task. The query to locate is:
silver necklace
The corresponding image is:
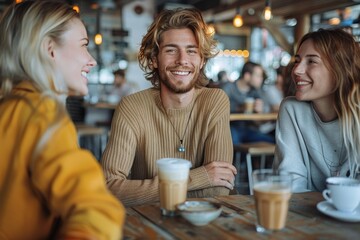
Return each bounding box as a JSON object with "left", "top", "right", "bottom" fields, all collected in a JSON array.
[
  {"left": 163, "top": 100, "right": 196, "bottom": 153},
  {"left": 316, "top": 126, "right": 345, "bottom": 176}
]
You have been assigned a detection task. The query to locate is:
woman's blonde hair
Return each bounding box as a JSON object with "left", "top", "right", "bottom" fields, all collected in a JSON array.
[
  {"left": 298, "top": 28, "right": 360, "bottom": 171},
  {"left": 138, "top": 8, "right": 218, "bottom": 88},
  {"left": 0, "top": 0, "right": 79, "bottom": 98},
  {"left": 0, "top": 0, "right": 80, "bottom": 167}
]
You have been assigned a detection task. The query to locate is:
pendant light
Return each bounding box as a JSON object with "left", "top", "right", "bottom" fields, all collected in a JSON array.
[
  {"left": 263, "top": 0, "right": 272, "bottom": 21},
  {"left": 206, "top": 14, "right": 216, "bottom": 35},
  {"left": 233, "top": 7, "right": 243, "bottom": 28},
  {"left": 94, "top": 33, "right": 103, "bottom": 45},
  {"left": 73, "top": 5, "right": 80, "bottom": 13}
]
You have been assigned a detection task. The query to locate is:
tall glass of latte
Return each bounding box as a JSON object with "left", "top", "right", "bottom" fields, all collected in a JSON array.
[
  {"left": 252, "top": 169, "right": 292, "bottom": 233},
  {"left": 156, "top": 158, "right": 191, "bottom": 216}
]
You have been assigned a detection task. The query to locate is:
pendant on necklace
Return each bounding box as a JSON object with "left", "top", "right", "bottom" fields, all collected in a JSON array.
[{"left": 178, "top": 140, "right": 186, "bottom": 152}]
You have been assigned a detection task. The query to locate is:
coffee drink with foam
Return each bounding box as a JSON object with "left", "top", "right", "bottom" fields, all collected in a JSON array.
[
  {"left": 254, "top": 182, "right": 292, "bottom": 230},
  {"left": 252, "top": 169, "right": 292, "bottom": 232},
  {"left": 157, "top": 158, "right": 191, "bottom": 216}
]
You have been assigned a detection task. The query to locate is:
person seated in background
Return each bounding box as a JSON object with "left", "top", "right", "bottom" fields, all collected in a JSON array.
[
  {"left": 262, "top": 66, "right": 285, "bottom": 113},
  {"left": 259, "top": 66, "right": 286, "bottom": 136},
  {"left": 101, "top": 8, "right": 237, "bottom": 207},
  {"left": 0, "top": 1, "right": 124, "bottom": 239},
  {"left": 107, "top": 69, "right": 138, "bottom": 104},
  {"left": 217, "top": 70, "right": 230, "bottom": 87},
  {"left": 207, "top": 70, "right": 230, "bottom": 88},
  {"left": 273, "top": 28, "right": 360, "bottom": 192},
  {"left": 221, "top": 61, "right": 275, "bottom": 145}
]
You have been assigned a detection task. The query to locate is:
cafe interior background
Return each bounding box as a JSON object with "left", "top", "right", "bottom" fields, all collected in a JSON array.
[{"left": 1, "top": 0, "right": 360, "bottom": 159}]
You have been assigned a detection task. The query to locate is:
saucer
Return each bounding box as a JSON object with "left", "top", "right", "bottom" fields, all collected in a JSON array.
[{"left": 317, "top": 201, "right": 360, "bottom": 222}]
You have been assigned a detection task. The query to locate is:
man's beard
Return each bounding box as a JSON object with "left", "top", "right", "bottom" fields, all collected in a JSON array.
[{"left": 160, "top": 74, "right": 198, "bottom": 94}]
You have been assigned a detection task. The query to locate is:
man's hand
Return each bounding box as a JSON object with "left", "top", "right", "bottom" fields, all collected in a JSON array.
[
  {"left": 204, "top": 162, "right": 237, "bottom": 190},
  {"left": 254, "top": 98, "right": 263, "bottom": 113}
]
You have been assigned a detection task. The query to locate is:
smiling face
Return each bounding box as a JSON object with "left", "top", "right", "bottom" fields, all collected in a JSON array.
[
  {"left": 153, "top": 28, "right": 204, "bottom": 94},
  {"left": 51, "top": 18, "right": 96, "bottom": 96},
  {"left": 292, "top": 39, "right": 335, "bottom": 104}
]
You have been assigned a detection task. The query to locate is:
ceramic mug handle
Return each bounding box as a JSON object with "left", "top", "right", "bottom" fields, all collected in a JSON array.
[{"left": 322, "top": 189, "right": 333, "bottom": 204}]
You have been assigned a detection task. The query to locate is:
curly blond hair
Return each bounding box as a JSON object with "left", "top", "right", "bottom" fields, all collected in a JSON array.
[{"left": 138, "top": 8, "right": 218, "bottom": 88}]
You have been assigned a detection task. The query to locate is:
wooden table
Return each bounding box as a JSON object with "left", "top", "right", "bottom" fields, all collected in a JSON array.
[
  {"left": 123, "top": 192, "right": 360, "bottom": 239},
  {"left": 83, "top": 102, "right": 117, "bottom": 109},
  {"left": 230, "top": 113, "right": 278, "bottom": 121},
  {"left": 82, "top": 102, "right": 117, "bottom": 126}
]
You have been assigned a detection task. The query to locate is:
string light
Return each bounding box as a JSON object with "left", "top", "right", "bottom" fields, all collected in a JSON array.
[
  {"left": 263, "top": 0, "right": 272, "bottom": 21},
  {"left": 233, "top": 7, "right": 243, "bottom": 27}
]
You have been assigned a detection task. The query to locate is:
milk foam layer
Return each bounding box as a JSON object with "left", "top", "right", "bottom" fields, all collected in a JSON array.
[
  {"left": 326, "top": 177, "right": 360, "bottom": 186},
  {"left": 157, "top": 158, "right": 191, "bottom": 180},
  {"left": 254, "top": 182, "right": 291, "bottom": 193}
]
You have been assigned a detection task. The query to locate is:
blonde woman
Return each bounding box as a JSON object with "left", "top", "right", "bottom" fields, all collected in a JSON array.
[
  {"left": 0, "top": 1, "right": 124, "bottom": 239},
  {"left": 274, "top": 28, "right": 360, "bottom": 192}
]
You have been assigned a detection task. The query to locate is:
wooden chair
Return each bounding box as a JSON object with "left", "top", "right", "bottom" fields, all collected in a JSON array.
[{"left": 233, "top": 141, "right": 276, "bottom": 195}]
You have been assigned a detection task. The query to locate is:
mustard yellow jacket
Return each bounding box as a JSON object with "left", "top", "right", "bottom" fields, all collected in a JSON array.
[{"left": 0, "top": 82, "right": 125, "bottom": 239}]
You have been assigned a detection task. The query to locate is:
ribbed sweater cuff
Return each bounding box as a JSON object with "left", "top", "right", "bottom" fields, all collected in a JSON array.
[{"left": 188, "top": 166, "right": 211, "bottom": 191}]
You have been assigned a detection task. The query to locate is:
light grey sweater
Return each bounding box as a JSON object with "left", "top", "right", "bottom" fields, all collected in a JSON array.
[{"left": 273, "top": 97, "right": 350, "bottom": 192}]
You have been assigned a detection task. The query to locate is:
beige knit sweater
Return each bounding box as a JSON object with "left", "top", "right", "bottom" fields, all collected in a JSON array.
[{"left": 102, "top": 87, "right": 233, "bottom": 206}]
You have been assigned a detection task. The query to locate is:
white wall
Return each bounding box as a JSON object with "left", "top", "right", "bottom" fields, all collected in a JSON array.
[{"left": 122, "top": 0, "right": 155, "bottom": 91}]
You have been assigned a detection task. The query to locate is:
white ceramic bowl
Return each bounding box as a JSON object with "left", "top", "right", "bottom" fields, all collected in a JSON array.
[{"left": 177, "top": 201, "right": 222, "bottom": 226}]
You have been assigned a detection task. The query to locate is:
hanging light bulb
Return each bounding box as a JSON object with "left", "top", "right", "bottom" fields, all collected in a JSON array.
[
  {"left": 263, "top": 0, "right": 272, "bottom": 21},
  {"left": 233, "top": 7, "right": 243, "bottom": 27},
  {"left": 207, "top": 23, "right": 216, "bottom": 35},
  {"left": 73, "top": 5, "right": 80, "bottom": 13},
  {"left": 206, "top": 16, "right": 216, "bottom": 35},
  {"left": 94, "top": 33, "right": 103, "bottom": 45}
]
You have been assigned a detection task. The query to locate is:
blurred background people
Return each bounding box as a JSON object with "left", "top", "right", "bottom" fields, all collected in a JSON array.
[
  {"left": 0, "top": 1, "right": 124, "bottom": 239},
  {"left": 206, "top": 70, "right": 230, "bottom": 88},
  {"left": 107, "top": 69, "right": 138, "bottom": 104},
  {"left": 217, "top": 70, "right": 230, "bottom": 87},
  {"left": 274, "top": 28, "right": 360, "bottom": 192},
  {"left": 222, "top": 61, "right": 275, "bottom": 145},
  {"left": 260, "top": 66, "right": 286, "bottom": 135},
  {"left": 262, "top": 66, "right": 285, "bottom": 113}
]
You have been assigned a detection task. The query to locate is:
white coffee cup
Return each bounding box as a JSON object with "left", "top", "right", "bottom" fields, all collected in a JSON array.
[
  {"left": 322, "top": 177, "right": 360, "bottom": 212},
  {"left": 156, "top": 158, "right": 192, "bottom": 216}
]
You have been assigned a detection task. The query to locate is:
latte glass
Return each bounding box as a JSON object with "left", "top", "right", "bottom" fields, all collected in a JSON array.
[
  {"left": 252, "top": 169, "right": 292, "bottom": 233},
  {"left": 244, "top": 97, "right": 255, "bottom": 114},
  {"left": 156, "top": 158, "right": 191, "bottom": 216}
]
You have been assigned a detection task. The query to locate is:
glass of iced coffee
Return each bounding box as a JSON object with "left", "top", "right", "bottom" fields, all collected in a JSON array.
[
  {"left": 252, "top": 169, "right": 292, "bottom": 233},
  {"left": 156, "top": 158, "right": 192, "bottom": 216},
  {"left": 244, "top": 97, "right": 255, "bottom": 114}
]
